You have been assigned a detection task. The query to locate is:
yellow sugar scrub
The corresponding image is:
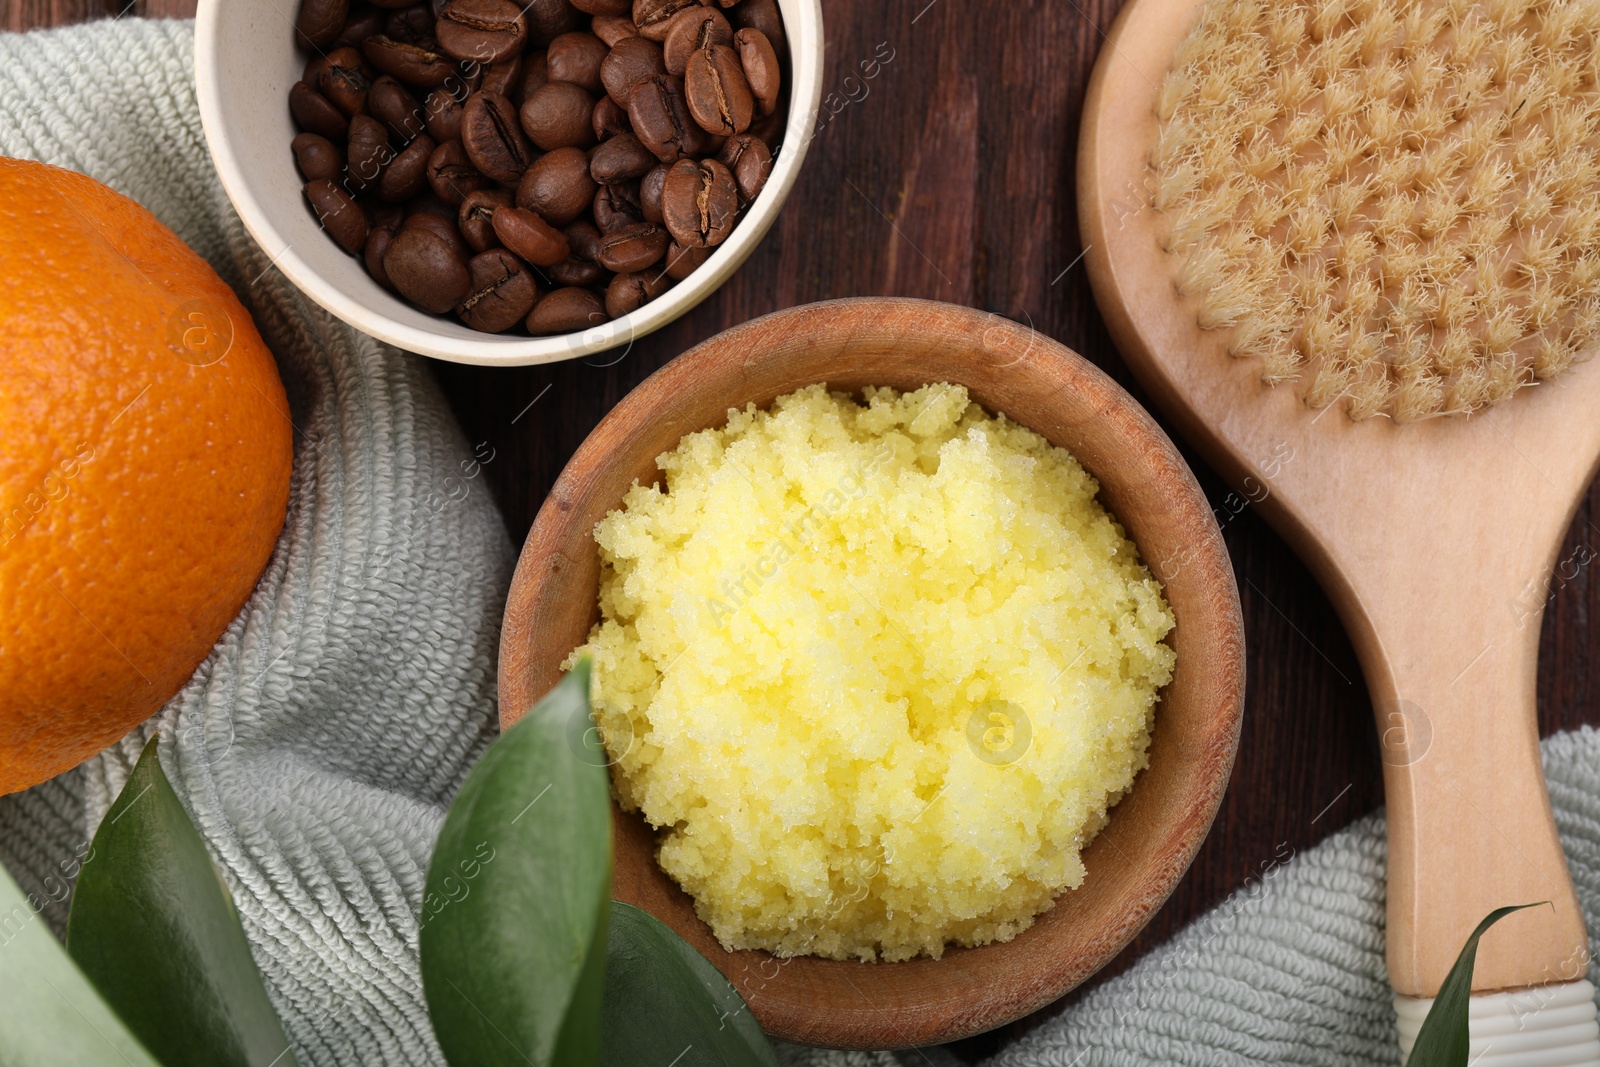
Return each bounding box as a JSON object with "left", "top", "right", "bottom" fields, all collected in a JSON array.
[{"left": 568, "top": 382, "right": 1176, "bottom": 962}]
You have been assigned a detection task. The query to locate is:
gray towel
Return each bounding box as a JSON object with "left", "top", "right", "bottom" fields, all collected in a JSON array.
[{"left": 4, "top": 19, "right": 1599, "bottom": 1067}]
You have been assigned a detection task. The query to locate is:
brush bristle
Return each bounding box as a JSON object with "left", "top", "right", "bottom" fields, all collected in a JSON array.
[{"left": 1152, "top": 0, "right": 1600, "bottom": 420}]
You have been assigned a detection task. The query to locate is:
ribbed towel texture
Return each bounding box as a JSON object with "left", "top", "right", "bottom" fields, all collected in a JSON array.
[{"left": 3, "top": 19, "right": 1600, "bottom": 1067}]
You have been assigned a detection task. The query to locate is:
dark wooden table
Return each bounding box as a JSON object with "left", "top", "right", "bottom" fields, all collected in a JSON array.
[{"left": 10, "top": 0, "right": 1600, "bottom": 1059}]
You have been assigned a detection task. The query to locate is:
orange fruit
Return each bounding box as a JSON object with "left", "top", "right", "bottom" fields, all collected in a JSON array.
[{"left": 0, "top": 158, "right": 293, "bottom": 795}]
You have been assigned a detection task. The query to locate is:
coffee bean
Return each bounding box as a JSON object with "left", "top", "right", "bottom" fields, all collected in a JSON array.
[
  {"left": 730, "top": 0, "right": 785, "bottom": 59},
  {"left": 661, "top": 156, "right": 737, "bottom": 247},
  {"left": 526, "top": 286, "right": 607, "bottom": 333},
  {"left": 733, "top": 27, "right": 779, "bottom": 115},
  {"left": 461, "top": 91, "right": 533, "bottom": 181},
  {"left": 605, "top": 267, "right": 669, "bottom": 317},
  {"left": 480, "top": 53, "right": 524, "bottom": 96},
  {"left": 592, "top": 13, "right": 639, "bottom": 45},
  {"left": 717, "top": 132, "right": 770, "bottom": 201},
  {"left": 345, "top": 114, "right": 393, "bottom": 192},
  {"left": 549, "top": 219, "right": 609, "bottom": 284},
  {"left": 684, "top": 44, "right": 751, "bottom": 136},
  {"left": 517, "top": 147, "right": 598, "bottom": 226},
  {"left": 639, "top": 161, "right": 670, "bottom": 221},
  {"left": 571, "top": 0, "right": 630, "bottom": 15},
  {"left": 435, "top": 0, "right": 528, "bottom": 62},
  {"left": 457, "top": 188, "right": 512, "bottom": 251},
  {"left": 747, "top": 99, "right": 785, "bottom": 146},
  {"left": 379, "top": 132, "right": 435, "bottom": 200},
  {"left": 634, "top": 0, "right": 704, "bottom": 42},
  {"left": 493, "top": 205, "right": 572, "bottom": 266},
  {"left": 365, "top": 225, "right": 399, "bottom": 289},
  {"left": 600, "top": 36, "right": 665, "bottom": 106},
  {"left": 427, "top": 139, "right": 492, "bottom": 204},
  {"left": 384, "top": 227, "right": 471, "bottom": 311},
  {"left": 663, "top": 238, "right": 710, "bottom": 280},
  {"left": 424, "top": 87, "right": 466, "bottom": 140},
  {"left": 525, "top": 0, "right": 584, "bottom": 44},
  {"left": 627, "top": 73, "right": 709, "bottom": 160},
  {"left": 335, "top": 5, "right": 387, "bottom": 47},
  {"left": 663, "top": 6, "right": 730, "bottom": 75},
  {"left": 596, "top": 220, "right": 668, "bottom": 271},
  {"left": 402, "top": 208, "right": 471, "bottom": 258},
  {"left": 304, "top": 54, "right": 332, "bottom": 87},
  {"left": 370, "top": 76, "right": 427, "bottom": 140},
  {"left": 290, "top": 81, "right": 350, "bottom": 140},
  {"left": 592, "top": 95, "right": 631, "bottom": 140},
  {"left": 519, "top": 81, "right": 597, "bottom": 150},
  {"left": 293, "top": 133, "right": 345, "bottom": 182},
  {"left": 590, "top": 131, "right": 656, "bottom": 183},
  {"left": 297, "top": 0, "right": 349, "bottom": 50},
  {"left": 384, "top": 3, "right": 434, "bottom": 39},
  {"left": 547, "top": 31, "right": 609, "bottom": 95},
  {"left": 304, "top": 179, "right": 369, "bottom": 253},
  {"left": 593, "top": 181, "right": 644, "bottom": 232},
  {"left": 456, "top": 248, "right": 539, "bottom": 331},
  {"left": 363, "top": 35, "right": 457, "bottom": 87},
  {"left": 318, "top": 47, "right": 371, "bottom": 116}
]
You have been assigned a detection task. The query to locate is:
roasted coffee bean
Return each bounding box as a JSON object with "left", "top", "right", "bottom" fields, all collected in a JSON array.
[
  {"left": 684, "top": 44, "right": 751, "bottom": 136},
  {"left": 717, "top": 132, "right": 770, "bottom": 201},
  {"left": 730, "top": 0, "right": 785, "bottom": 58},
  {"left": 384, "top": 227, "right": 470, "bottom": 312},
  {"left": 435, "top": 0, "right": 528, "bottom": 62},
  {"left": 605, "top": 268, "right": 669, "bottom": 317},
  {"left": 401, "top": 208, "right": 471, "bottom": 257},
  {"left": 456, "top": 248, "right": 539, "bottom": 331},
  {"left": 290, "top": 81, "right": 350, "bottom": 140},
  {"left": 590, "top": 132, "right": 656, "bottom": 183},
  {"left": 600, "top": 36, "right": 665, "bottom": 106},
  {"left": 297, "top": 0, "right": 349, "bottom": 49},
  {"left": 369, "top": 76, "right": 427, "bottom": 140},
  {"left": 547, "top": 32, "right": 609, "bottom": 94},
  {"left": 363, "top": 36, "right": 457, "bottom": 87},
  {"left": 493, "top": 206, "right": 571, "bottom": 266},
  {"left": 595, "top": 220, "right": 668, "bottom": 271},
  {"left": 479, "top": 53, "right": 524, "bottom": 96},
  {"left": 747, "top": 99, "right": 785, "bottom": 145},
  {"left": 628, "top": 73, "right": 709, "bottom": 160},
  {"left": 318, "top": 47, "right": 371, "bottom": 116},
  {"left": 458, "top": 188, "right": 513, "bottom": 250},
  {"left": 570, "top": 0, "right": 630, "bottom": 14},
  {"left": 526, "top": 286, "right": 607, "bottom": 333},
  {"left": 292, "top": 132, "right": 345, "bottom": 182},
  {"left": 524, "top": 0, "right": 584, "bottom": 44},
  {"left": 639, "top": 160, "right": 669, "bottom": 221},
  {"left": 549, "top": 219, "right": 608, "bottom": 285},
  {"left": 733, "top": 27, "right": 779, "bottom": 115},
  {"left": 304, "top": 179, "right": 369, "bottom": 253},
  {"left": 335, "top": 5, "right": 388, "bottom": 47},
  {"left": 384, "top": 3, "right": 435, "bottom": 39},
  {"left": 633, "top": 0, "right": 704, "bottom": 41},
  {"left": 364, "top": 225, "right": 399, "bottom": 289},
  {"left": 378, "top": 132, "right": 435, "bottom": 200},
  {"left": 592, "top": 96, "right": 631, "bottom": 140},
  {"left": 427, "top": 139, "right": 492, "bottom": 204},
  {"left": 304, "top": 54, "right": 332, "bottom": 87},
  {"left": 663, "top": 6, "right": 730, "bottom": 75},
  {"left": 517, "top": 147, "right": 598, "bottom": 226},
  {"left": 592, "top": 13, "right": 638, "bottom": 45},
  {"left": 461, "top": 91, "right": 533, "bottom": 181},
  {"left": 593, "top": 180, "right": 644, "bottom": 232},
  {"left": 424, "top": 87, "right": 466, "bottom": 140},
  {"left": 409, "top": 192, "right": 457, "bottom": 217},
  {"left": 519, "top": 81, "right": 597, "bottom": 150},
  {"left": 345, "top": 114, "right": 393, "bottom": 192},
  {"left": 660, "top": 156, "right": 737, "bottom": 247},
  {"left": 663, "top": 238, "right": 710, "bottom": 280}
]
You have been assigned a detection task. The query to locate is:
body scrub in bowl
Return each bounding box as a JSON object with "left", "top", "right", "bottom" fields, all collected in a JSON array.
[{"left": 569, "top": 381, "right": 1176, "bottom": 961}]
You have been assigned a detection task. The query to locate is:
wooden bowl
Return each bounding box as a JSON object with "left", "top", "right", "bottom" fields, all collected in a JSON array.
[{"left": 499, "top": 298, "right": 1245, "bottom": 1049}]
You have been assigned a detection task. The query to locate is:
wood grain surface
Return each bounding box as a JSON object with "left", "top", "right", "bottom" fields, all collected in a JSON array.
[{"left": 8, "top": 0, "right": 1600, "bottom": 1058}]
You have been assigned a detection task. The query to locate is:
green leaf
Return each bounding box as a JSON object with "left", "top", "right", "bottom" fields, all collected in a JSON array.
[
  {"left": 421, "top": 657, "right": 613, "bottom": 1067},
  {"left": 1406, "top": 902, "right": 1547, "bottom": 1067},
  {"left": 602, "top": 902, "right": 779, "bottom": 1067},
  {"left": 65, "top": 737, "right": 299, "bottom": 1067},
  {"left": 0, "top": 864, "right": 163, "bottom": 1067}
]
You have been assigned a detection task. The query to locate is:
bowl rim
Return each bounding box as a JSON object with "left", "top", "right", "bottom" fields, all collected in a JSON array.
[
  {"left": 499, "top": 297, "right": 1246, "bottom": 1048},
  {"left": 192, "top": 0, "right": 825, "bottom": 367}
]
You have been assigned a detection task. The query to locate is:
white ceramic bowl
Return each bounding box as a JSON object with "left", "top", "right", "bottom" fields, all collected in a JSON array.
[{"left": 194, "top": 0, "right": 823, "bottom": 366}]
